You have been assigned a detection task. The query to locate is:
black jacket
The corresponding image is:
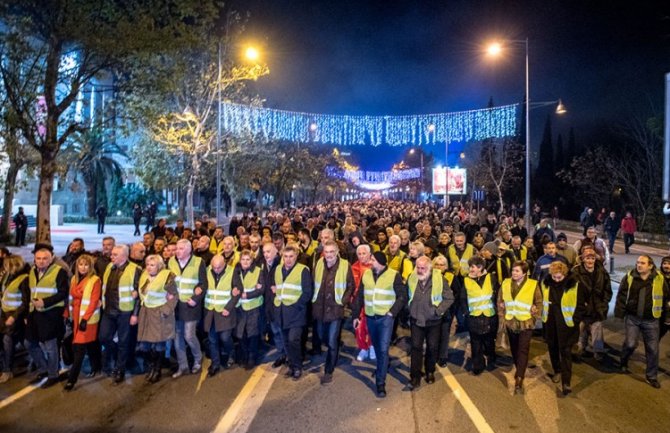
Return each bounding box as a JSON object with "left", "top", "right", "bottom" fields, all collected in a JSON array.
[
  {"left": 572, "top": 262, "right": 612, "bottom": 321},
  {"left": 615, "top": 269, "right": 670, "bottom": 320}
]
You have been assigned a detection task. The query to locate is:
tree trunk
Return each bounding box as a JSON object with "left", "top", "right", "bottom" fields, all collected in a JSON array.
[
  {"left": 496, "top": 183, "right": 504, "bottom": 216},
  {"left": 0, "top": 163, "right": 21, "bottom": 243},
  {"left": 84, "top": 171, "right": 97, "bottom": 218},
  {"left": 186, "top": 174, "right": 195, "bottom": 228},
  {"left": 37, "top": 158, "right": 57, "bottom": 244},
  {"left": 178, "top": 188, "right": 186, "bottom": 219}
]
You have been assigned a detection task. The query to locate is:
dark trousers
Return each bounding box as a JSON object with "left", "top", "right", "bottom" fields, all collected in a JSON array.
[
  {"left": 623, "top": 233, "right": 634, "bottom": 253},
  {"left": 316, "top": 319, "right": 342, "bottom": 374},
  {"left": 367, "top": 314, "right": 394, "bottom": 386},
  {"left": 607, "top": 232, "right": 616, "bottom": 253},
  {"left": 469, "top": 331, "right": 496, "bottom": 372},
  {"left": 621, "top": 315, "right": 660, "bottom": 380},
  {"left": 97, "top": 218, "right": 106, "bottom": 234},
  {"left": 410, "top": 321, "right": 441, "bottom": 379},
  {"left": 508, "top": 329, "right": 533, "bottom": 379},
  {"left": 15, "top": 227, "right": 27, "bottom": 246},
  {"left": 438, "top": 311, "right": 454, "bottom": 360},
  {"left": 133, "top": 220, "right": 141, "bottom": 236},
  {"left": 282, "top": 327, "right": 303, "bottom": 371},
  {"left": 208, "top": 327, "right": 233, "bottom": 369},
  {"left": 1, "top": 332, "right": 16, "bottom": 372},
  {"left": 99, "top": 312, "right": 132, "bottom": 373},
  {"left": 68, "top": 341, "right": 102, "bottom": 384},
  {"left": 544, "top": 313, "right": 578, "bottom": 385}
]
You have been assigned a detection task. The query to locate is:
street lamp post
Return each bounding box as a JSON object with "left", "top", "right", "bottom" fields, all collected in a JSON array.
[{"left": 409, "top": 148, "right": 424, "bottom": 202}]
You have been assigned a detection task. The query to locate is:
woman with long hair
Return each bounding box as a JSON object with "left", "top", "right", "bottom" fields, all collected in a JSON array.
[{"left": 0, "top": 254, "right": 30, "bottom": 383}]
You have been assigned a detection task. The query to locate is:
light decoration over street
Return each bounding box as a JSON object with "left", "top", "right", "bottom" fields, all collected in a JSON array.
[{"left": 221, "top": 102, "right": 518, "bottom": 146}]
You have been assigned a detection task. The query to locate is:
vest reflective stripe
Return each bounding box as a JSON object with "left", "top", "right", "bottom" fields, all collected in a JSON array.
[
  {"left": 408, "top": 270, "right": 443, "bottom": 306},
  {"left": 238, "top": 267, "right": 263, "bottom": 311},
  {"left": 464, "top": 274, "right": 495, "bottom": 317},
  {"left": 168, "top": 256, "right": 203, "bottom": 302},
  {"left": 541, "top": 282, "right": 578, "bottom": 327},
  {"left": 1, "top": 274, "right": 27, "bottom": 312},
  {"left": 626, "top": 272, "right": 665, "bottom": 319},
  {"left": 70, "top": 276, "right": 101, "bottom": 325},
  {"left": 502, "top": 278, "right": 537, "bottom": 321},
  {"left": 312, "top": 258, "right": 349, "bottom": 305},
  {"left": 274, "top": 264, "right": 307, "bottom": 307},
  {"left": 139, "top": 270, "right": 171, "bottom": 308},
  {"left": 448, "top": 244, "right": 474, "bottom": 276},
  {"left": 102, "top": 262, "right": 139, "bottom": 312},
  {"left": 28, "top": 265, "right": 65, "bottom": 312},
  {"left": 362, "top": 268, "right": 397, "bottom": 316},
  {"left": 205, "top": 266, "right": 234, "bottom": 312}
]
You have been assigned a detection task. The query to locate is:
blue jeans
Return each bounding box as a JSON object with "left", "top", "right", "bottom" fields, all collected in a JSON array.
[
  {"left": 99, "top": 312, "right": 132, "bottom": 372},
  {"left": 367, "top": 314, "right": 394, "bottom": 386},
  {"left": 26, "top": 338, "right": 59, "bottom": 379},
  {"left": 621, "top": 315, "right": 660, "bottom": 380},
  {"left": 175, "top": 320, "right": 202, "bottom": 371},
  {"left": 316, "top": 319, "right": 342, "bottom": 374},
  {"left": 270, "top": 321, "right": 286, "bottom": 357},
  {"left": 208, "top": 327, "right": 233, "bottom": 369}
]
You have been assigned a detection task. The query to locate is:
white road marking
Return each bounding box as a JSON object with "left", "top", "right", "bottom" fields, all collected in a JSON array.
[{"left": 439, "top": 365, "right": 495, "bottom": 433}]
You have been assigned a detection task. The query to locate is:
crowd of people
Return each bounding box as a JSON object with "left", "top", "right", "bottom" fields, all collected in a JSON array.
[{"left": 0, "top": 199, "right": 669, "bottom": 399}]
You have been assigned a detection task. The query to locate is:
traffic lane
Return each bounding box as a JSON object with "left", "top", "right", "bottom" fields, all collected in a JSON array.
[
  {"left": 244, "top": 342, "right": 480, "bottom": 433},
  {"left": 0, "top": 363, "right": 254, "bottom": 433},
  {"left": 561, "top": 228, "right": 668, "bottom": 258}
]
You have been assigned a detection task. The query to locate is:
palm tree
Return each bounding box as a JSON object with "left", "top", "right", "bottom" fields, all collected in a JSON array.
[{"left": 68, "top": 128, "right": 127, "bottom": 217}]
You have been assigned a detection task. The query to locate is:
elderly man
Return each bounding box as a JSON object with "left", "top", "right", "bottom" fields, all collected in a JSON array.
[
  {"left": 352, "top": 252, "right": 407, "bottom": 398},
  {"left": 95, "top": 236, "right": 116, "bottom": 276},
  {"left": 194, "top": 235, "right": 214, "bottom": 266},
  {"left": 100, "top": 244, "right": 142, "bottom": 383},
  {"left": 271, "top": 243, "right": 313, "bottom": 380},
  {"left": 407, "top": 256, "right": 454, "bottom": 389},
  {"left": 26, "top": 243, "right": 69, "bottom": 388},
  {"left": 312, "top": 240, "right": 355, "bottom": 384},
  {"left": 221, "top": 236, "right": 240, "bottom": 269},
  {"left": 351, "top": 244, "right": 375, "bottom": 362},
  {"left": 447, "top": 232, "right": 475, "bottom": 278},
  {"left": 168, "top": 239, "right": 208, "bottom": 378},
  {"left": 384, "top": 235, "right": 412, "bottom": 282},
  {"left": 261, "top": 242, "right": 286, "bottom": 368},
  {"left": 129, "top": 242, "right": 147, "bottom": 267}
]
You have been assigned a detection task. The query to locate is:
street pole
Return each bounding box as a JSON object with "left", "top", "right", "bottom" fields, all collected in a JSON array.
[
  {"left": 443, "top": 141, "right": 450, "bottom": 208},
  {"left": 420, "top": 151, "right": 424, "bottom": 201},
  {"left": 524, "top": 38, "right": 531, "bottom": 235},
  {"left": 216, "top": 41, "right": 222, "bottom": 225}
]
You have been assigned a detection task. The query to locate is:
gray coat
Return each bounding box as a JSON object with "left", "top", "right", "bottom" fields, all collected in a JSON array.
[{"left": 136, "top": 273, "right": 179, "bottom": 343}]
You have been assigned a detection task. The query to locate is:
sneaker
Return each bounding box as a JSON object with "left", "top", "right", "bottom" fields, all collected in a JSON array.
[
  {"left": 29, "top": 372, "right": 48, "bottom": 385},
  {"left": 172, "top": 369, "right": 188, "bottom": 379},
  {"left": 646, "top": 378, "right": 661, "bottom": 389},
  {"left": 41, "top": 377, "right": 59, "bottom": 389},
  {"left": 0, "top": 372, "right": 13, "bottom": 383},
  {"left": 369, "top": 346, "right": 377, "bottom": 360},
  {"left": 356, "top": 349, "right": 368, "bottom": 362},
  {"left": 376, "top": 384, "right": 386, "bottom": 398},
  {"left": 562, "top": 384, "right": 572, "bottom": 396},
  {"left": 292, "top": 369, "right": 302, "bottom": 381},
  {"left": 191, "top": 363, "right": 202, "bottom": 374}
]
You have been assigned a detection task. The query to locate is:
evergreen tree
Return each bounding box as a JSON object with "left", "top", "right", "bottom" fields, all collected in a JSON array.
[
  {"left": 533, "top": 115, "right": 554, "bottom": 204},
  {"left": 555, "top": 133, "right": 565, "bottom": 172}
]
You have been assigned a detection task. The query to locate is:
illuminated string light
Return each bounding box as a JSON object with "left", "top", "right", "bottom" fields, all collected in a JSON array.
[{"left": 222, "top": 102, "right": 518, "bottom": 146}]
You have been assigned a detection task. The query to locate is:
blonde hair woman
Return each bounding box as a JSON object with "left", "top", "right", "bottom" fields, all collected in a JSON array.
[{"left": 0, "top": 255, "right": 30, "bottom": 383}]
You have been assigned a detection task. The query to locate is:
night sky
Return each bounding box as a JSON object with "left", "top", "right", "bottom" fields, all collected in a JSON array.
[{"left": 238, "top": 1, "right": 670, "bottom": 170}]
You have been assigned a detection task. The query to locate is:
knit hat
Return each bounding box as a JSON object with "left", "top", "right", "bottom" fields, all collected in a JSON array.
[
  {"left": 372, "top": 251, "right": 388, "bottom": 266},
  {"left": 497, "top": 242, "right": 509, "bottom": 252},
  {"left": 557, "top": 232, "right": 568, "bottom": 241},
  {"left": 32, "top": 243, "right": 54, "bottom": 254},
  {"left": 481, "top": 241, "right": 499, "bottom": 256}
]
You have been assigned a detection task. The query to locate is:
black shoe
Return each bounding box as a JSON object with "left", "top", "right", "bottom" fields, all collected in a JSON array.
[
  {"left": 63, "top": 382, "right": 75, "bottom": 391},
  {"left": 551, "top": 373, "right": 561, "bottom": 383},
  {"left": 472, "top": 369, "right": 483, "bottom": 376},
  {"left": 113, "top": 370, "right": 125, "bottom": 384},
  {"left": 408, "top": 377, "right": 421, "bottom": 390},
  {"left": 320, "top": 373, "right": 333, "bottom": 385},
  {"left": 376, "top": 385, "right": 387, "bottom": 398},
  {"left": 207, "top": 366, "right": 220, "bottom": 377},
  {"left": 245, "top": 360, "right": 256, "bottom": 371},
  {"left": 41, "top": 377, "right": 59, "bottom": 389},
  {"left": 284, "top": 367, "right": 295, "bottom": 378},
  {"left": 292, "top": 369, "right": 302, "bottom": 381},
  {"left": 646, "top": 378, "right": 661, "bottom": 389},
  {"left": 86, "top": 370, "right": 100, "bottom": 379},
  {"left": 272, "top": 356, "right": 286, "bottom": 368},
  {"left": 562, "top": 384, "right": 572, "bottom": 396},
  {"left": 30, "top": 372, "right": 48, "bottom": 384},
  {"left": 514, "top": 377, "right": 524, "bottom": 395},
  {"left": 437, "top": 358, "right": 448, "bottom": 368},
  {"left": 308, "top": 349, "right": 322, "bottom": 356},
  {"left": 425, "top": 373, "right": 436, "bottom": 384}
]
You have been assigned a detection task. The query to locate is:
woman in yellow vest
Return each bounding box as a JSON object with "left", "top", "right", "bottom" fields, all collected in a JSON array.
[
  {"left": 233, "top": 250, "right": 264, "bottom": 370},
  {"left": 458, "top": 256, "right": 499, "bottom": 375},
  {"left": 0, "top": 254, "right": 30, "bottom": 384},
  {"left": 64, "top": 254, "right": 102, "bottom": 391},
  {"left": 542, "top": 261, "right": 585, "bottom": 396},
  {"left": 135, "top": 255, "right": 178, "bottom": 384},
  {"left": 497, "top": 260, "right": 542, "bottom": 394},
  {"left": 431, "top": 255, "right": 457, "bottom": 367}
]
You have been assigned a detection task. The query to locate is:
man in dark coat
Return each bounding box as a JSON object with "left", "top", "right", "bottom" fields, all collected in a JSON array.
[
  {"left": 13, "top": 207, "right": 28, "bottom": 247},
  {"left": 96, "top": 204, "right": 108, "bottom": 234}
]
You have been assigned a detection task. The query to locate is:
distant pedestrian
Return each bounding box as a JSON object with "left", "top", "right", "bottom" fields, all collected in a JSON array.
[
  {"left": 96, "top": 204, "right": 108, "bottom": 234},
  {"left": 13, "top": 207, "right": 28, "bottom": 247},
  {"left": 663, "top": 202, "right": 670, "bottom": 242},
  {"left": 621, "top": 211, "right": 637, "bottom": 254},
  {"left": 132, "top": 203, "right": 142, "bottom": 236},
  {"left": 580, "top": 207, "right": 596, "bottom": 236},
  {"left": 145, "top": 202, "right": 157, "bottom": 233},
  {"left": 603, "top": 211, "right": 620, "bottom": 254}
]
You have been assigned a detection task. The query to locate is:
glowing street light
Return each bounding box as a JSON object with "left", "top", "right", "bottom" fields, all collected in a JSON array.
[{"left": 245, "top": 46, "right": 260, "bottom": 62}]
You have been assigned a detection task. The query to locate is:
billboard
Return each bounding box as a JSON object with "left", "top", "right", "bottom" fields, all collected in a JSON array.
[{"left": 432, "top": 167, "right": 467, "bottom": 195}]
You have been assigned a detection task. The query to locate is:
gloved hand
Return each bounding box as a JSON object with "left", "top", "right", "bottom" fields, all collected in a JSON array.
[{"left": 79, "top": 319, "right": 88, "bottom": 332}]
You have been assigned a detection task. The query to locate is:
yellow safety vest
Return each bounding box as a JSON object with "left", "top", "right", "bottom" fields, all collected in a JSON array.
[
  {"left": 102, "top": 262, "right": 139, "bottom": 312},
  {"left": 448, "top": 244, "right": 474, "bottom": 277},
  {"left": 1, "top": 274, "right": 27, "bottom": 313},
  {"left": 464, "top": 274, "right": 495, "bottom": 317},
  {"left": 541, "top": 281, "right": 578, "bottom": 326},
  {"left": 513, "top": 246, "right": 528, "bottom": 262},
  {"left": 205, "top": 265, "right": 234, "bottom": 312},
  {"left": 502, "top": 277, "right": 537, "bottom": 321},
  {"left": 209, "top": 238, "right": 225, "bottom": 255},
  {"left": 168, "top": 256, "right": 203, "bottom": 303},
  {"left": 223, "top": 251, "right": 240, "bottom": 269},
  {"left": 312, "top": 258, "right": 349, "bottom": 305},
  {"left": 139, "top": 269, "right": 171, "bottom": 308},
  {"left": 444, "top": 271, "right": 455, "bottom": 287},
  {"left": 303, "top": 240, "right": 319, "bottom": 257},
  {"left": 29, "top": 264, "right": 65, "bottom": 312},
  {"left": 238, "top": 266, "right": 263, "bottom": 311},
  {"left": 408, "top": 270, "right": 443, "bottom": 306},
  {"left": 69, "top": 276, "right": 101, "bottom": 325},
  {"left": 625, "top": 272, "right": 665, "bottom": 319},
  {"left": 274, "top": 264, "right": 308, "bottom": 307},
  {"left": 362, "top": 268, "right": 398, "bottom": 316}
]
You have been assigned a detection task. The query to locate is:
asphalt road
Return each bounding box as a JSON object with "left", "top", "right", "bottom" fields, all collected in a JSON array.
[{"left": 2, "top": 223, "right": 670, "bottom": 432}]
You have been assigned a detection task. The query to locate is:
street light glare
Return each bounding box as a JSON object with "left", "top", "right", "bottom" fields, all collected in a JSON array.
[
  {"left": 245, "top": 46, "right": 260, "bottom": 61},
  {"left": 487, "top": 42, "right": 502, "bottom": 56},
  {"left": 556, "top": 99, "right": 567, "bottom": 114}
]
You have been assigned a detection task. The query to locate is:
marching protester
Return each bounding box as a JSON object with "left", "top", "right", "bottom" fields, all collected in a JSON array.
[{"left": 0, "top": 254, "right": 30, "bottom": 383}]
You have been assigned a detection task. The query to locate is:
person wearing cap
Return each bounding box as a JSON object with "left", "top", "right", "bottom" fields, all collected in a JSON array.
[
  {"left": 26, "top": 243, "right": 69, "bottom": 388},
  {"left": 497, "top": 260, "right": 542, "bottom": 394},
  {"left": 615, "top": 255, "right": 670, "bottom": 388},
  {"left": 573, "top": 247, "right": 612, "bottom": 362},
  {"left": 479, "top": 241, "right": 509, "bottom": 285},
  {"left": 556, "top": 233, "right": 578, "bottom": 267},
  {"left": 352, "top": 250, "right": 407, "bottom": 398},
  {"left": 370, "top": 229, "right": 388, "bottom": 253},
  {"left": 0, "top": 254, "right": 30, "bottom": 383},
  {"left": 407, "top": 256, "right": 454, "bottom": 390},
  {"left": 100, "top": 244, "right": 142, "bottom": 384},
  {"left": 457, "top": 256, "right": 499, "bottom": 375}
]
